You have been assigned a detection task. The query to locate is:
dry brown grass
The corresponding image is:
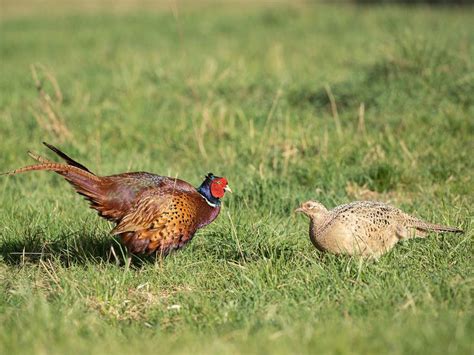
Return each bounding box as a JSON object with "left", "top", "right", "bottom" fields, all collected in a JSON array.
[{"left": 30, "top": 64, "right": 73, "bottom": 143}]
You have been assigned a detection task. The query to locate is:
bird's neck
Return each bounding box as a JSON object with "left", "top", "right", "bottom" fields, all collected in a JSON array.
[
  {"left": 309, "top": 218, "right": 326, "bottom": 252},
  {"left": 309, "top": 213, "right": 328, "bottom": 230},
  {"left": 196, "top": 198, "right": 221, "bottom": 229},
  {"left": 197, "top": 184, "right": 221, "bottom": 207}
]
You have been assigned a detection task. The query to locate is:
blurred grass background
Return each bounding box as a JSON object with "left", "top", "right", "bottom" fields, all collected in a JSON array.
[{"left": 0, "top": 1, "right": 473, "bottom": 354}]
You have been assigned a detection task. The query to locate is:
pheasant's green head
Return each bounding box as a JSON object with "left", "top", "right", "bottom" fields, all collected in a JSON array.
[{"left": 197, "top": 173, "right": 232, "bottom": 207}]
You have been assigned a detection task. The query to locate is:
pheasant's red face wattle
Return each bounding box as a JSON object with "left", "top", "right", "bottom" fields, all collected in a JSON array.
[{"left": 210, "top": 177, "right": 229, "bottom": 198}]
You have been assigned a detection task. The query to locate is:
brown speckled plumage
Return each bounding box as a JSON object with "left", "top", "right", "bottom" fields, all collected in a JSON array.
[
  {"left": 2, "top": 143, "right": 230, "bottom": 256},
  {"left": 112, "top": 187, "right": 220, "bottom": 254},
  {"left": 296, "top": 200, "right": 463, "bottom": 258}
]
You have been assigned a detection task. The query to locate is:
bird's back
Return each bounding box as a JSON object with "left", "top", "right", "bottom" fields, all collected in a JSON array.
[{"left": 100, "top": 173, "right": 197, "bottom": 221}]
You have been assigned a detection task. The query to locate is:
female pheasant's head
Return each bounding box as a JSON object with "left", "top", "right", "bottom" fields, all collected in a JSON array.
[
  {"left": 197, "top": 172, "right": 232, "bottom": 207},
  {"left": 295, "top": 200, "right": 328, "bottom": 218}
]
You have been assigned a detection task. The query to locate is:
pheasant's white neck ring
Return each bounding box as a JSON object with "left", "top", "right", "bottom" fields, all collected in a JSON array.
[
  {"left": 196, "top": 179, "right": 221, "bottom": 207},
  {"left": 200, "top": 194, "right": 218, "bottom": 208}
]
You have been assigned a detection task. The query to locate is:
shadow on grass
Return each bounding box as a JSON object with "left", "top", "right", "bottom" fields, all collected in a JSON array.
[
  {"left": 0, "top": 227, "right": 153, "bottom": 267},
  {"left": 1, "top": 226, "right": 369, "bottom": 269}
]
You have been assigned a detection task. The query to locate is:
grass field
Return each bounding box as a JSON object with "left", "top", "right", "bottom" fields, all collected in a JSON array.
[{"left": 0, "top": 2, "right": 473, "bottom": 354}]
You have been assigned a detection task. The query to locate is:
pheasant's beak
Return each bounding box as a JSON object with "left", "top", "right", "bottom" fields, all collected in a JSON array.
[
  {"left": 224, "top": 185, "right": 233, "bottom": 194},
  {"left": 294, "top": 207, "right": 304, "bottom": 214}
]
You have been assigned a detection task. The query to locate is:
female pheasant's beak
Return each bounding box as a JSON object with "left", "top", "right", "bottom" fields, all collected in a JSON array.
[
  {"left": 294, "top": 207, "right": 304, "bottom": 213},
  {"left": 224, "top": 185, "right": 233, "bottom": 193}
]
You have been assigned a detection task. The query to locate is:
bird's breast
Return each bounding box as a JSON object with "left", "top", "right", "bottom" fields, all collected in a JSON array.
[{"left": 196, "top": 204, "right": 221, "bottom": 229}]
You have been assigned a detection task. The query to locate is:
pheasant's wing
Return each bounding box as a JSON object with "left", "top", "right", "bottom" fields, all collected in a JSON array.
[
  {"left": 112, "top": 189, "right": 173, "bottom": 234},
  {"left": 99, "top": 174, "right": 196, "bottom": 222},
  {"left": 112, "top": 188, "right": 202, "bottom": 254}
]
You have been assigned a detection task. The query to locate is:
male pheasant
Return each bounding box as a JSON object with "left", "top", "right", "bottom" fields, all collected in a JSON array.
[
  {"left": 295, "top": 200, "right": 463, "bottom": 258},
  {"left": 2, "top": 143, "right": 231, "bottom": 256}
]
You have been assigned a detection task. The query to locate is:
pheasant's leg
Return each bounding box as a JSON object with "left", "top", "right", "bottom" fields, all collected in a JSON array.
[
  {"left": 109, "top": 245, "right": 120, "bottom": 266},
  {"left": 124, "top": 250, "right": 132, "bottom": 271}
]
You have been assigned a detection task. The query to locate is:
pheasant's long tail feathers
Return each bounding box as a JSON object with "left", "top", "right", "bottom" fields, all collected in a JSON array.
[
  {"left": 27, "top": 151, "right": 54, "bottom": 164},
  {"left": 2, "top": 162, "right": 100, "bottom": 186},
  {"left": 2, "top": 163, "right": 65, "bottom": 176},
  {"left": 1, "top": 162, "right": 108, "bottom": 214},
  {"left": 410, "top": 218, "right": 464, "bottom": 234},
  {"left": 43, "top": 142, "right": 93, "bottom": 173}
]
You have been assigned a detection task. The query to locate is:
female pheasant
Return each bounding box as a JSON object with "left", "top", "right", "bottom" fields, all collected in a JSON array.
[
  {"left": 2, "top": 143, "right": 231, "bottom": 256},
  {"left": 295, "top": 200, "right": 463, "bottom": 258}
]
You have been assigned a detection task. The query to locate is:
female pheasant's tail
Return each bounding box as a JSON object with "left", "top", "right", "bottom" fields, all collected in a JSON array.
[{"left": 410, "top": 218, "right": 464, "bottom": 235}]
